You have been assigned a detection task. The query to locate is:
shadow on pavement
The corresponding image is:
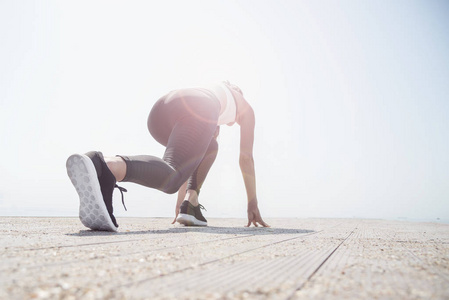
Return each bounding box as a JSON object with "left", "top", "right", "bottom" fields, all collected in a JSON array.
[{"left": 67, "top": 226, "right": 315, "bottom": 237}]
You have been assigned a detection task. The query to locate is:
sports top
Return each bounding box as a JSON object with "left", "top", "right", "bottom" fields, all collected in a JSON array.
[{"left": 204, "top": 82, "right": 237, "bottom": 126}]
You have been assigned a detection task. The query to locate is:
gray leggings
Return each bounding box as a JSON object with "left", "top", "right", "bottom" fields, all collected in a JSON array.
[{"left": 119, "top": 89, "right": 220, "bottom": 194}]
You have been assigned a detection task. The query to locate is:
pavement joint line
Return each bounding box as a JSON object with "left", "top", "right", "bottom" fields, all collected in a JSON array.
[
  {"left": 219, "top": 247, "right": 321, "bottom": 295},
  {"left": 2, "top": 226, "right": 320, "bottom": 271},
  {"left": 209, "top": 250, "right": 295, "bottom": 293},
  {"left": 17, "top": 234, "right": 256, "bottom": 271},
  {"left": 119, "top": 229, "right": 325, "bottom": 289},
  {"left": 2, "top": 219, "right": 447, "bottom": 298},
  {"left": 101, "top": 231, "right": 322, "bottom": 288},
  {"left": 286, "top": 224, "right": 359, "bottom": 299},
  {"left": 9, "top": 239, "right": 144, "bottom": 252},
  {"left": 119, "top": 222, "right": 349, "bottom": 290},
  {"left": 3, "top": 226, "right": 293, "bottom": 251},
  {"left": 2, "top": 220, "right": 346, "bottom": 289},
  {"left": 166, "top": 256, "right": 263, "bottom": 293}
]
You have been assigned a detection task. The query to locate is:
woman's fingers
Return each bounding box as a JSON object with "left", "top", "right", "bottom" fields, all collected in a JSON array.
[
  {"left": 246, "top": 213, "right": 255, "bottom": 227},
  {"left": 246, "top": 211, "right": 270, "bottom": 227},
  {"left": 255, "top": 218, "right": 269, "bottom": 227},
  {"left": 171, "top": 211, "right": 179, "bottom": 224},
  {"left": 259, "top": 220, "right": 270, "bottom": 227}
]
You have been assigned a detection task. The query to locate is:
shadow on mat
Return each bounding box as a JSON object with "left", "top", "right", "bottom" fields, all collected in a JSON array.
[{"left": 67, "top": 227, "right": 314, "bottom": 237}]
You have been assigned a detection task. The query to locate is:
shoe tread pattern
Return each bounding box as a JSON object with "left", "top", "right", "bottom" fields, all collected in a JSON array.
[{"left": 66, "top": 154, "right": 117, "bottom": 232}]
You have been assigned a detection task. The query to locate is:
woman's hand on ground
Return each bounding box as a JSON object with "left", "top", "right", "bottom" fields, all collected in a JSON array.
[
  {"left": 171, "top": 197, "right": 183, "bottom": 224},
  {"left": 246, "top": 199, "right": 270, "bottom": 227},
  {"left": 171, "top": 200, "right": 181, "bottom": 224},
  {"left": 172, "top": 182, "right": 188, "bottom": 224},
  {"left": 171, "top": 212, "right": 179, "bottom": 224}
]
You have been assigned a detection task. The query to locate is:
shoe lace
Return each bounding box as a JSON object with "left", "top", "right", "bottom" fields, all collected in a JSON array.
[
  {"left": 115, "top": 184, "right": 128, "bottom": 211},
  {"left": 198, "top": 204, "right": 207, "bottom": 211}
]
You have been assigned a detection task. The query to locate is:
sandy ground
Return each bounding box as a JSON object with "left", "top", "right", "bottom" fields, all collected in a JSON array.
[{"left": 1, "top": 217, "right": 448, "bottom": 299}]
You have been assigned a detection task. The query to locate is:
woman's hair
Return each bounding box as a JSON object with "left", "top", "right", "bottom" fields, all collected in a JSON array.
[{"left": 223, "top": 80, "right": 243, "bottom": 96}]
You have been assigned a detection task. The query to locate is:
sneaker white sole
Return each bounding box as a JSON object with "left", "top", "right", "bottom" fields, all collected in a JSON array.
[
  {"left": 176, "top": 213, "right": 207, "bottom": 226},
  {"left": 66, "top": 154, "right": 118, "bottom": 232}
]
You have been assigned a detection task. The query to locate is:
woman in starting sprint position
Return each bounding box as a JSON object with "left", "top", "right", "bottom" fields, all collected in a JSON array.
[{"left": 66, "top": 81, "right": 269, "bottom": 231}]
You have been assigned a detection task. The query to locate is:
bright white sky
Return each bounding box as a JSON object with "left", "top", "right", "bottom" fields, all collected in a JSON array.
[{"left": 1, "top": 1, "right": 448, "bottom": 222}]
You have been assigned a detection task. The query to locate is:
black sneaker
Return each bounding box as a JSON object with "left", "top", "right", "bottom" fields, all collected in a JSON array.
[
  {"left": 176, "top": 201, "right": 207, "bottom": 226},
  {"left": 66, "top": 151, "right": 127, "bottom": 231}
]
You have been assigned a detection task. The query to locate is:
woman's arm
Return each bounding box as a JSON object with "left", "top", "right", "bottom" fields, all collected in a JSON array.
[{"left": 238, "top": 104, "right": 269, "bottom": 227}]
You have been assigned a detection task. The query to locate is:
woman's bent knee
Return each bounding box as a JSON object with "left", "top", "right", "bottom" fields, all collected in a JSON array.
[
  {"left": 162, "top": 179, "right": 185, "bottom": 194},
  {"left": 162, "top": 186, "right": 179, "bottom": 194}
]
